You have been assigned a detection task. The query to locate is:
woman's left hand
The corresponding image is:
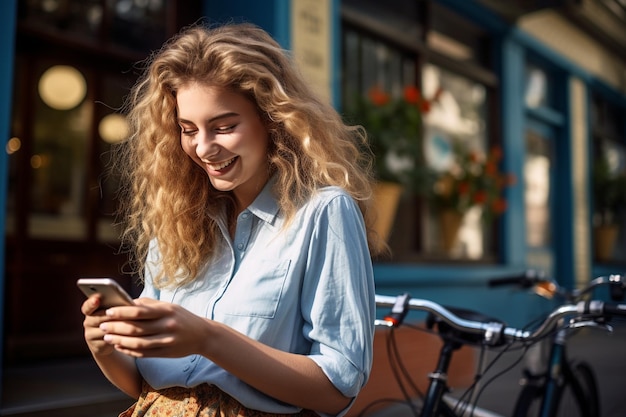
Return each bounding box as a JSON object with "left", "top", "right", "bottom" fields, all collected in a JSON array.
[{"left": 98, "top": 298, "right": 210, "bottom": 358}]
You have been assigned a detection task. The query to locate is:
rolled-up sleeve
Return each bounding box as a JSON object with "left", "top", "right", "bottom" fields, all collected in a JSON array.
[{"left": 301, "top": 194, "right": 375, "bottom": 412}]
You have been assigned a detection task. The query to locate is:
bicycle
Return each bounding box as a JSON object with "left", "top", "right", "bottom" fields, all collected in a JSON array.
[
  {"left": 488, "top": 271, "right": 626, "bottom": 417},
  {"left": 366, "top": 273, "right": 626, "bottom": 417}
]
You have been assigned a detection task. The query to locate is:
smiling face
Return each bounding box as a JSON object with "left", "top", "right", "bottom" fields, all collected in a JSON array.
[{"left": 177, "top": 83, "right": 270, "bottom": 211}]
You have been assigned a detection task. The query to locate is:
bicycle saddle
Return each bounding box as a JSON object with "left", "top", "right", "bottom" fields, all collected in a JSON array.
[{"left": 426, "top": 306, "right": 506, "bottom": 346}]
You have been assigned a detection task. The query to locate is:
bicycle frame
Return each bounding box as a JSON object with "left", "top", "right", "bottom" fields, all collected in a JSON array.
[
  {"left": 419, "top": 335, "right": 511, "bottom": 417},
  {"left": 518, "top": 322, "right": 598, "bottom": 417},
  {"left": 420, "top": 340, "right": 458, "bottom": 417}
]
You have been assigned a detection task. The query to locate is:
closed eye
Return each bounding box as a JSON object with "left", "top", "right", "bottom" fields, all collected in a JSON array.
[
  {"left": 215, "top": 124, "right": 236, "bottom": 134},
  {"left": 178, "top": 123, "right": 197, "bottom": 136}
]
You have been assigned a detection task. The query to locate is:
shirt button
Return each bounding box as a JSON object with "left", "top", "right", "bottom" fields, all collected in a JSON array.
[
  {"left": 237, "top": 243, "right": 244, "bottom": 250},
  {"left": 242, "top": 212, "right": 249, "bottom": 219}
]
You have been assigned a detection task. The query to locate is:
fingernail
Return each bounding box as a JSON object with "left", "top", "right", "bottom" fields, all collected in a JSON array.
[
  {"left": 105, "top": 308, "right": 114, "bottom": 316},
  {"left": 103, "top": 334, "right": 113, "bottom": 342},
  {"left": 99, "top": 323, "right": 108, "bottom": 331}
]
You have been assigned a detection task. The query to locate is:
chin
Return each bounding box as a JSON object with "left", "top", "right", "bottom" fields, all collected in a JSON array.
[{"left": 209, "top": 178, "right": 236, "bottom": 192}]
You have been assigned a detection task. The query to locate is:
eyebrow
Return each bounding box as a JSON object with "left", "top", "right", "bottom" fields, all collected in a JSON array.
[{"left": 177, "top": 112, "right": 240, "bottom": 125}]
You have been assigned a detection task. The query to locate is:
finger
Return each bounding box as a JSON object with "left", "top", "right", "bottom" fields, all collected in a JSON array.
[
  {"left": 81, "top": 294, "right": 103, "bottom": 315},
  {"left": 104, "top": 333, "right": 175, "bottom": 354},
  {"left": 105, "top": 301, "right": 168, "bottom": 321},
  {"left": 133, "top": 297, "right": 160, "bottom": 306},
  {"left": 99, "top": 320, "right": 159, "bottom": 337}
]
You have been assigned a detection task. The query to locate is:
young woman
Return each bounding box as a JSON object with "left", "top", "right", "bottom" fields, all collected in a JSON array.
[{"left": 81, "top": 22, "right": 383, "bottom": 417}]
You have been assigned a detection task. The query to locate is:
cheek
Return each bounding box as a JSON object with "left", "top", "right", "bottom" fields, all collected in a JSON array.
[
  {"left": 180, "top": 137, "right": 193, "bottom": 157},
  {"left": 180, "top": 139, "right": 201, "bottom": 165}
]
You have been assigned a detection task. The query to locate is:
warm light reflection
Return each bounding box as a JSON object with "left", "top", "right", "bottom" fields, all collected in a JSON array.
[
  {"left": 31, "top": 154, "right": 43, "bottom": 169},
  {"left": 30, "top": 154, "right": 50, "bottom": 169},
  {"left": 38, "top": 65, "right": 87, "bottom": 110},
  {"left": 6, "top": 137, "right": 21, "bottom": 154},
  {"left": 99, "top": 113, "right": 130, "bottom": 143}
]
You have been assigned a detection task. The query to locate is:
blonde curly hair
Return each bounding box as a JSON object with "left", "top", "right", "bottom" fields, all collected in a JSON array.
[{"left": 116, "top": 23, "right": 384, "bottom": 288}]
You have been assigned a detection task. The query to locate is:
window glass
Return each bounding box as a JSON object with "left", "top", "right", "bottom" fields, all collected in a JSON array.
[
  {"left": 95, "top": 74, "right": 134, "bottom": 242},
  {"left": 5, "top": 56, "right": 26, "bottom": 237},
  {"left": 591, "top": 93, "right": 626, "bottom": 262},
  {"left": 19, "top": 0, "right": 168, "bottom": 53},
  {"left": 343, "top": 28, "right": 416, "bottom": 110},
  {"left": 422, "top": 64, "right": 489, "bottom": 259},
  {"left": 525, "top": 64, "right": 548, "bottom": 109},
  {"left": 20, "top": 0, "right": 103, "bottom": 40},
  {"left": 525, "top": 128, "right": 552, "bottom": 248},
  {"left": 28, "top": 63, "right": 91, "bottom": 239},
  {"left": 109, "top": 0, "right": 167, "bottom": 52}
]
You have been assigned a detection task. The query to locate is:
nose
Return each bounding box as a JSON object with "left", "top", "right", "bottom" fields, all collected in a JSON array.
[{"left": 194, "top": 130, "right": 217, "bottom": 161}]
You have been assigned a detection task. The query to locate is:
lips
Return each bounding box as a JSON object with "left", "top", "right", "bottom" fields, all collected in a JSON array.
[{"left": 207, "top": 156, "right": 238, "bottom": 171}]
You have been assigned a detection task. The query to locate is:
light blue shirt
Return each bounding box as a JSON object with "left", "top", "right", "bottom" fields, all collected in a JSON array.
[{"left": 136, "top": 180, "right": 375, "bottom": 416}]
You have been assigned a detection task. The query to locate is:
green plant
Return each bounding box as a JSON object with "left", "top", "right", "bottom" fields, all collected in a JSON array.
[
  {"left": 430, "top": 144, "right": 515, "bottom": 220},
  {"left": 593, "top": 151, "right": 626, "bottom": 226},
  {"left": 347, "top": 85, "right": 440, "bottom": 192}
]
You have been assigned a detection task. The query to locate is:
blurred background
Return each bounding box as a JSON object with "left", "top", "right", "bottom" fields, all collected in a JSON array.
[{"left": 0, "top": 0, "right": 625, "bottom": 415}]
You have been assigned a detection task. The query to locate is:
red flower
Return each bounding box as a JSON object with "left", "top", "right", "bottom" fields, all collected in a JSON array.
[
  {"left": 403, "top": 85, "right": 421, "bottom": 104},
  {"left": 431, "top": 144, "right": 515, "bottom": 219},
  {"left": 458, "top": 181, "right": 470, "bottom": 195},
  {"left": 473, "top": 190, "right": 487, "bottom": 204},
  {"left": 368, "top": 86, "right": 390, "bottom": 106},
  {"left": 485, "top": 161, "right": 497, "bottom": 176}
]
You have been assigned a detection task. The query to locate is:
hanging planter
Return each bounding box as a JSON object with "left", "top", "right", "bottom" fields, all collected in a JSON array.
[
  {"left": 594, "top": 224, "right": 619, "bottom": 261},
  {"left": 439, "top": 209, "right": 464, "bottom": 254},
  {"left": 372, "top": 181, "right": 404, "bottom": 242}
]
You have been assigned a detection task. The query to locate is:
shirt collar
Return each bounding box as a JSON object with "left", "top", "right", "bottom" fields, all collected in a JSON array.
[{"left": 246, "top": 175, "right": 280, "bottom": 226}]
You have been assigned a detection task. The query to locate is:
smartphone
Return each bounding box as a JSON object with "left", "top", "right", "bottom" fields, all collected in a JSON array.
[{"left": 77, "top": 278, "right": 134, "bottom": 309}]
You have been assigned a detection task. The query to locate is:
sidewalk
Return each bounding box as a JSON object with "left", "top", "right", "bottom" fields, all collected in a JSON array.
[{"left": 1, "top": 358, "right": 133, "bottom": 417}]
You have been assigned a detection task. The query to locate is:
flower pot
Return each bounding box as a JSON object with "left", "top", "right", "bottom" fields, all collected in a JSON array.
[
  {"left": 439, "top": 209, "right": 463, "bottom": 254},
  {"left": 373, "top": 182, "right": 404, "bottom": 242},
  {"left": 594, "top": 224, "right": 619, "bottom": 261}
]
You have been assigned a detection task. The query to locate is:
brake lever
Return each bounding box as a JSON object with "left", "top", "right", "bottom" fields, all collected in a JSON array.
[{"left": 567, "top": 319, "right": 614, "bottom": 334}]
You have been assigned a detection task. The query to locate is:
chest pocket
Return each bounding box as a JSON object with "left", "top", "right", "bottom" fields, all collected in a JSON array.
[{"left": 219, "top": 259, "right": 291, "bottom": 318}]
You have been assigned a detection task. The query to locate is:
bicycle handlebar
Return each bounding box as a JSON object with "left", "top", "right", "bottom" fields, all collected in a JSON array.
[
  {"left": 487, "top": 271, "right": 626, "bottom": 301},
  {"left": 487, "top": 269, "right": 548, "bottom": 288},
  {"left": 375, "top": 294, "right": 626, "bottom": 346}
]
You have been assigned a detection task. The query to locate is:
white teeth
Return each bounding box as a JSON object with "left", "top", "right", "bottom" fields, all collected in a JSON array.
[{"left": 208, "top": 157, "right": 236, "bottom": 171}]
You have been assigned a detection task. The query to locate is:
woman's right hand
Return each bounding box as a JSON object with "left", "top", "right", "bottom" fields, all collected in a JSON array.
[
  {"left": 81, "top": 294, "right": 143, "bottom": 398},
  {"left": 81, "top": 295, "right": 116, "bottom": 356}
]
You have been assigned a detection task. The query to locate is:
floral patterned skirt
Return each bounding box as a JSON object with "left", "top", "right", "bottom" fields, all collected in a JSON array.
[{"left": 119, "top": 381, "right": 318, "bottom": 417}]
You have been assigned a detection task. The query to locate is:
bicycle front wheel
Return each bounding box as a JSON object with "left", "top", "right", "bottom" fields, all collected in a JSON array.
[{"left": 512, "top": 361, "right": 600, "bottom": 417}]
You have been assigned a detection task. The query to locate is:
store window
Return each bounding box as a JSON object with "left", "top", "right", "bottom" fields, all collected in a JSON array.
[
  {"left": 4, "top": 0, "right": 200, "bottom": 366},
  {"left": 19, "top": 0, "right": 169, "bottom": 53},
  {"left": 523, "top": 61, "right": 562, "bottom": 276},
  {"left": 6, "top": 0, "right": 199, "bottom": 244},
  {"left": 524, "top": 125, "right": 553, "bottom": 248},
  {"left": 341, "top": 1, "right": 500, "bottom": 263},
  {"left": 421, "top": 63, "right": 490, "bottom": 259},
  {"left": 29, "top": 63, "right": 91, "bottom": 239},
  {"left": 6, "top": 58, "right": 135, "bottom": 242},
  {"left": 591, "top": 93, "right": 626, "bottom": 263}
]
